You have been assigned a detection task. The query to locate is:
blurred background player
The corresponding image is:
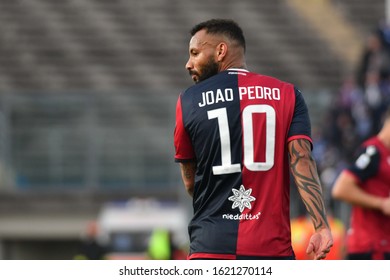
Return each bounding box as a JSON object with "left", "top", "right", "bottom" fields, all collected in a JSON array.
[{"left": 332, "top": 107, "right": 390, "bottom": 260}]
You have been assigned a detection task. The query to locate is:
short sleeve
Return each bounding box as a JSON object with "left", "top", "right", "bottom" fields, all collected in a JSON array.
[
  {"left": 174, "top": 95, "right": 196, "bottom": 162},
  {"left": 287, "top": 87, "right": 312, "bottom": 144},
  {"left": 347, "top": 145, "right": 380, "bottom": 182}
]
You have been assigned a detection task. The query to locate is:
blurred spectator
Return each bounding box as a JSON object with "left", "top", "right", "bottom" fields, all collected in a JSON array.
[
  {"left": 147, "top": 229, "right": 187, "bottom": 260},
  {"left": 75, "top": 221, "right": 107, "bottom": 260},
  {"left": 356, "top": 29, "right": 390, "bottom": 89},
  {"left": 147, "top": 229, "right": 172, "bottom": 260}
]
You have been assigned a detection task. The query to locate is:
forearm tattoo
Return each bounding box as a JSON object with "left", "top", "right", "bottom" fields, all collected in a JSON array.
[{"left": 289, "top": 139, "right": 329, "bottom": 230}]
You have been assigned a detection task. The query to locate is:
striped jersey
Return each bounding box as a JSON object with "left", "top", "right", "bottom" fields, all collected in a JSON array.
[{"left": 174, "top": 68, "right": 312, "bottom": 259}]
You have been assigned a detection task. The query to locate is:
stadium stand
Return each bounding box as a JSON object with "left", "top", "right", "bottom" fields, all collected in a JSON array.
[
  {"left": 331, "top": 0, "right": 386, "bottom": 35},
  {"left": 0, "top": 0, "right": 355, "bottom": 92}
]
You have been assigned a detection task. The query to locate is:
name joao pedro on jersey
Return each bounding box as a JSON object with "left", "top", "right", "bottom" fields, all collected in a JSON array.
[{"left": 198, "top": 85, "right": 281, "bottom": 107}]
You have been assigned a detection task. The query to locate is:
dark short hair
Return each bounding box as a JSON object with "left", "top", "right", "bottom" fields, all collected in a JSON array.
[{"left": 190, "top": 19, "right": 246, "bottom": 51}]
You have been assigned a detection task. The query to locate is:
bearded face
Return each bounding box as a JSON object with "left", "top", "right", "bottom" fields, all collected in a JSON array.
[
  {"left": 189, "top": 56, "right": 219, "bottom": 84},
  {"left": 186, "top": 30, "right": 222, "bottom": 84}
]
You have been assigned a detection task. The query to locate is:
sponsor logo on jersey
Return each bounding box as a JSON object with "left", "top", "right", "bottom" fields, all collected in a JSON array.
[
  {"left": 222, "top": 185, "right": 261, "bottom": 220},
  {"left": 228, "top": 185, "right": 255, "bottom": 212}
]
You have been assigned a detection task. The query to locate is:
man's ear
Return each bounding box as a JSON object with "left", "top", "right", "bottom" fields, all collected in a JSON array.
[{"left": 216, "top": 42, "right": 228, "bottom": 62}]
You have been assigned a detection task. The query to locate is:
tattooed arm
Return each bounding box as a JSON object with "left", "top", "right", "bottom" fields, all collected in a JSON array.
[
  {"left": 179, "top": 162, "right": 196, "bottom": 197},
  {"left": 288, "top": 139, "right": 333, "bottom": 260}
]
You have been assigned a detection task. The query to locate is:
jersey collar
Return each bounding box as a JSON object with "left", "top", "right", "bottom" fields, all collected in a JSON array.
[{"left": 227, "top": 68, "right": 249, "bottom": 72}]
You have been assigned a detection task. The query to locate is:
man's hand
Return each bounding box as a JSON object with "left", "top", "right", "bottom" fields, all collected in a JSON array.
[{"left": 306, "top": 228, "right": 333, "bottom": 260}]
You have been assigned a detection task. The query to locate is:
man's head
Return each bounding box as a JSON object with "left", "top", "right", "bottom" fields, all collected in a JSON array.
[{"left": 185, "top": 19, "right": 246, "bottom": 83}]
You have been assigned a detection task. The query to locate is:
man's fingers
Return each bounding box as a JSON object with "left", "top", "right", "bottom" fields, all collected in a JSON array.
[
  {"left": 315, "top": 253, "right": 326, "bottom": 260},
  {"left": 306, "top": 242, "right": 314, "bottom": 254},
  {"left": 321, "top": 246, "right": 331, "bottom": 254}
]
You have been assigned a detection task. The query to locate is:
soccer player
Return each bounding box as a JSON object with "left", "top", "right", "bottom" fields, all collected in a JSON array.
[
  {"left": 174, "top": 19, "right": 333, "bottom": 260},
  {"left": 332, "top": 107, "right": 390, "bottom": 260}
]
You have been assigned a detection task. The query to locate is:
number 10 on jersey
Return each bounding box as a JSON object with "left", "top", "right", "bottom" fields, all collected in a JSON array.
[{"left": 207, "top": 105, "right": 276, "bottom": 175}]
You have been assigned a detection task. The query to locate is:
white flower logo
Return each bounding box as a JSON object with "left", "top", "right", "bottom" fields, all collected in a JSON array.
[{"left": 228, "top": 185, "right": 256, "bottom": 213}]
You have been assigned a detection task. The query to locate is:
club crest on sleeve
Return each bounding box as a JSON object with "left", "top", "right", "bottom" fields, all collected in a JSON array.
[{"left": 355, "top": 145, "right": 377, "bottom": 169}]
